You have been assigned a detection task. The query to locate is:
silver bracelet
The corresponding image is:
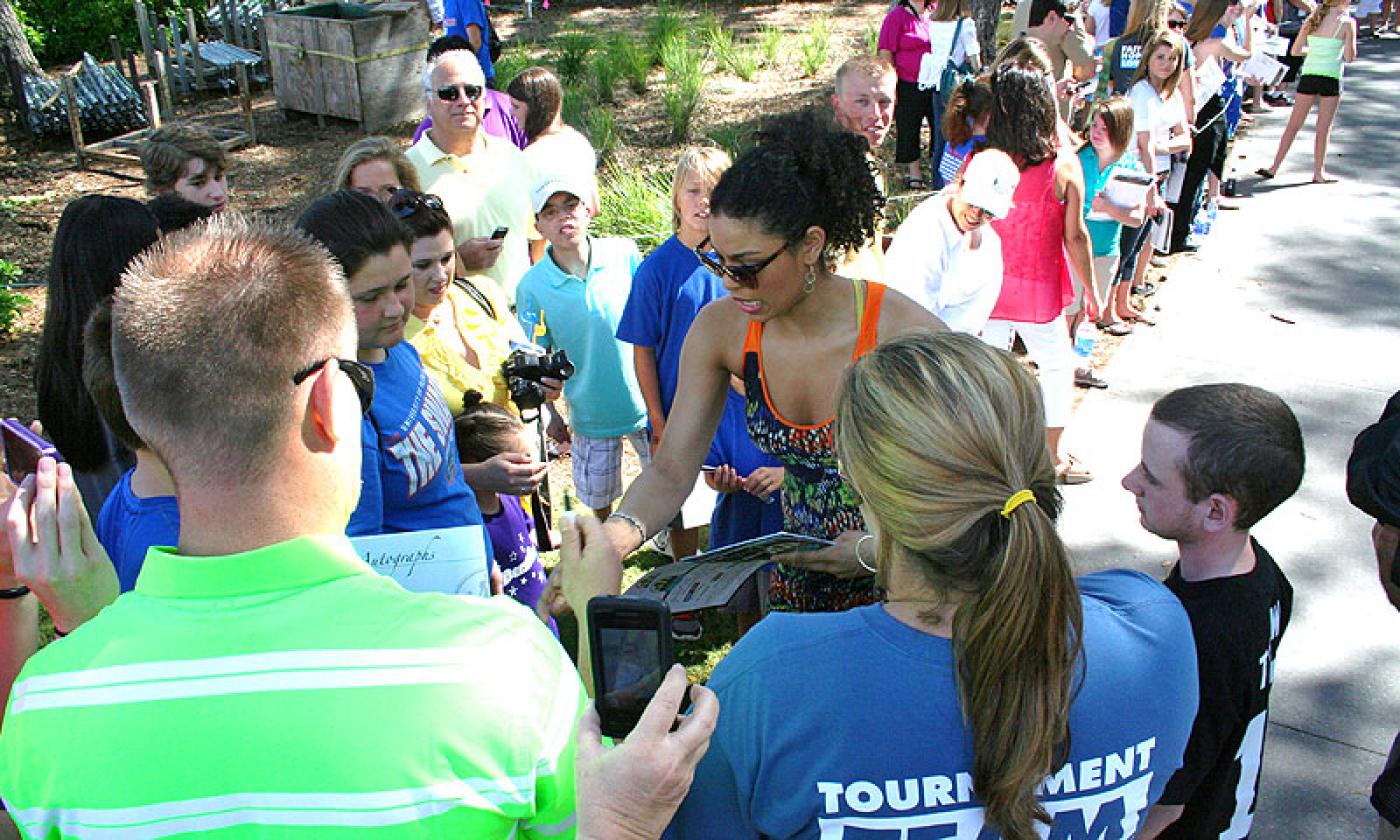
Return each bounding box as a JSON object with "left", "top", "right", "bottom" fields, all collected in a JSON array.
[{"left": 605, "top": 511, "right": 649, "bottom": 547}]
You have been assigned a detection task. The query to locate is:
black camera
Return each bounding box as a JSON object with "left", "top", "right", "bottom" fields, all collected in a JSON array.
[{"left": 503, "top": 346, "right": 574, "bottom": 414}]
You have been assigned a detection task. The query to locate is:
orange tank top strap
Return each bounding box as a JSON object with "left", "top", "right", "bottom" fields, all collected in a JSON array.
[
  {"left": 742, "top": 318, "right": 764, "bottom": 355},
  {"left": 852, "top": 279, "right": 886, "bottom": 360}
]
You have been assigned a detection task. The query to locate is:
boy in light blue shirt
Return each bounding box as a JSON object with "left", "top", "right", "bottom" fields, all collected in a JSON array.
[{"left": 516, "top": 176, "right": 647, "bottom": 519}]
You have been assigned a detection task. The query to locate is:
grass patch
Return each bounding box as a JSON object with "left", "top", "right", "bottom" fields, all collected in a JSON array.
[
  {"left": 585, "top": 108, "right": 621, "bottom": 162},
  {"left": 863, "top": 22, "right": 880, "bottom": 55},
  {"left": 646, "top": 2, "right": 689, "bottom": 67},
  {"left": 706, "top": 121, "right": 756, "bottom": 161},
  {"left": 588, "top": 48, "right": 621, "bottom": 104},
  {"left": 799, "top": 16, "right": 832, "bottom": 78},
  {"left": 0, "top": 260, "right": 31, "bottom": 336},
  {"left": 606, "top": 34, "right": 651, "bottom": 94},
  {"left": 551, "top": 31, "right": 598, "bottom": 87},
  {"left": 593, "top": 166, "right": 673, "bottom": 254},
  {"left": 560, "top": 84, "right": 592, "bottom": 132},
  {"left": 660, "top": 38, "right": 705, "bottom": 142},
  {"left": 492, "top": 45, "right": 535, "bottom": 90},
  {"left": 758, "top": 24, "right": 785, "bottom": 66}
]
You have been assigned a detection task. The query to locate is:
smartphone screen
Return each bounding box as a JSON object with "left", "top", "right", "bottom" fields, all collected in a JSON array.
[
  {"left": 1, "top": 420, "right": 60, "bottom": 484},
  {"left": 490, "top": 226, "right": 509, "bottom": 240},
  {"left": 588, "top": 597, "right": 674, "bottom": 739}
]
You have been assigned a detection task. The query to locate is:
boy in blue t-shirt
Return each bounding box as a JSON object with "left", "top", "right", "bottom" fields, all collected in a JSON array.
[
  {"left": 615, "top": 148, "right": 783, "bottom": 551},
  {"left": 81, "top": 298, "right": 179, "bottom": 591},
  {"left": 516, "top": 176, "right": 647, "bottom": 520}
]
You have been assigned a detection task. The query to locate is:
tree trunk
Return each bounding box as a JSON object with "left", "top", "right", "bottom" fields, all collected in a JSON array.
[
  {"left": 971, "top": 0, "right": 1001, "bottom": 64},
  {"left": 0, "top": 0, "right": 40, "bottom": 75}
]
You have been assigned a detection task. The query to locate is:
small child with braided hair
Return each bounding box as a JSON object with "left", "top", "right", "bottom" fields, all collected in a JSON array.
[{"left": 456, "top": 395, "right": 557, "bottom": 635}]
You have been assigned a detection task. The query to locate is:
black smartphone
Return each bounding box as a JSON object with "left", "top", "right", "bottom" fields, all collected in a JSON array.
[
  {"left": 490, "top": 226, "right": 509, "bottom": 240},
  {"left": 588, "top": 596, "right": 676, "bottom": 739},
  {"left": 1, "top": 419, "right": 61, "bottom": 483}
]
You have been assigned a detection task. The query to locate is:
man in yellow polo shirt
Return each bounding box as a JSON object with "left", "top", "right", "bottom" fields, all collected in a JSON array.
[{"left": 408, "top": 49, "right": 542, "bottom": 300}]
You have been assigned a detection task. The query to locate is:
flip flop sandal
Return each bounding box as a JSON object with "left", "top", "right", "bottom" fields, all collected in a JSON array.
[
  {"left": 905, "top": 177, "right": 929, "bottom": 191},
  {"left": 1127, "top": 314, "right": 1157, "bottom": 326},
  {"left": 1075, "top": 369, "right": 1109, "bottom": 389},
  {"left": 1097, "top": 321, "right": 1134, "bottom": 336},
  {"left": 1056, "top": 455, "right": 1095, "bottom": 485},
  {"left": 1255, "top": 168, "right": 1275, "bottom": 179}
]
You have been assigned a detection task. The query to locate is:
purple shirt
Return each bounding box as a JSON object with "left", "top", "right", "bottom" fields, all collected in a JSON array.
[
  {"left": 413, "top": 89, "right": 527, "bottom": 150},
  {"left": 483, "top": 493, "right": 557, "bottom": 636}
]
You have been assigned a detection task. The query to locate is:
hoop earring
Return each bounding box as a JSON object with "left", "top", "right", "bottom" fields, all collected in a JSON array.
[
  {"left": 855, "top": 534, "right": 877, "bottom": 574},
  {"left": 803, "top": 264, "right": 817, "bottom": 293}
]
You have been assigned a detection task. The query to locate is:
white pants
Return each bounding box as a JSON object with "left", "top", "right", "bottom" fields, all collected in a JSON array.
[{"left": 981, "top": 315, "right": 1074, "bottom": 428}]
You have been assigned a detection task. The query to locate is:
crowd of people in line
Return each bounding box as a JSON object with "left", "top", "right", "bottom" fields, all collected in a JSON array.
[{"left": 0, "top": 0, "right": 1392, "bottom": 835}]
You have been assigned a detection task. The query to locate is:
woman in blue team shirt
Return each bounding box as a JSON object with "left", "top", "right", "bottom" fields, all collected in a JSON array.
[{"left": 668, "top": 332, "right": 1199, "bottom": 839}]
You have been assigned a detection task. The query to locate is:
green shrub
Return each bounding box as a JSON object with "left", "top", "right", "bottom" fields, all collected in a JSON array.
[
  {"left": 646, "top": 2, "right": 689, "bottom": 66},
  {"left": 560, "top": 84, "right": 592, "bottom": 132},
  {"left": 585, "top": 108, "right": 621, "bottom": 162},
  {"left": 758, "top": 24, "right": 785, "bottom": 66},
  {"left": 706, "top": 122, "right": 756, "bottom": 161},
  {"left": 593, "top": 167, "right": 673, "bottom": 254},
  {"left": 725, "top": 43, "right": 760, "bottom": 81},
  {"left": 588, "top": 49, "right": 621, "bottom": 104},
  {"left": 0, "top": 261, "right": 31, "bottom": 337},
  {"left": 492, "top": 45, "right": 536, "bottom": 91},
  {"left": 551, "top": 31, "right": 597, "bottom": 87},
  {"left": 799, "top": 17, "right": 832, "bottom": 78},
  {"left": 863, "top": 22, "right": 881, "bottom": 55},
  {"left": 17, "top": 0, "right": 203, "bottom": 67},
  {"left": 660, "top": 39, "right": 704, "bottom": 143},
  {"left": 605, "top": 34, "right": 651, "bottom": 95}
]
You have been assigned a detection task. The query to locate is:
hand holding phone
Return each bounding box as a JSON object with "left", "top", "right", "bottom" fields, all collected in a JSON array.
[
  {"left": 1, "top": 419, "right": 61, "bottom": 484},
  {"left": 575, "top": 665, "right": 719, "bottom": 839},
  {"left": 588, "top": 596, "right": 686, "bottom": 739}
]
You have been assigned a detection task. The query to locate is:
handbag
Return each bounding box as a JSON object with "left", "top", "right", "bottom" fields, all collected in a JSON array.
[{"left": 938, "top": 19, "right": 975, "bottom": 93}]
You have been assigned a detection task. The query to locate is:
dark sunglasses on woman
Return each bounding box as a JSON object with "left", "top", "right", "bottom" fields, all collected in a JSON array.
[
  {"left": 387, "top": 189, "right": 445, "bottom": 219},
  {"left": 693, "top": 236, "right": 789, "bottom": 289}
]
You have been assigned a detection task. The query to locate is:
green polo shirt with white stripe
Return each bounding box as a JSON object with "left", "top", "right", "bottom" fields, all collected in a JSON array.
[{"left": 0, "top": 534, "right": 585, "bottom": 839}]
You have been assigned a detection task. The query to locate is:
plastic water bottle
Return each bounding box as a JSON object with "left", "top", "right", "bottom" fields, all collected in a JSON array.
[{"left": 1073, "top": 323, "right": 1098, "bottom": 362}]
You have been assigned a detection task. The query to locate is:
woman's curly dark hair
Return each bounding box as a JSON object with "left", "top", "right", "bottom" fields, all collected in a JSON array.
[
  {"left": 709, "top": 108, "right": 883, "bottom": 266},
  {"left": 986, "top": 64, "right": 1058, "bottom": 170}
]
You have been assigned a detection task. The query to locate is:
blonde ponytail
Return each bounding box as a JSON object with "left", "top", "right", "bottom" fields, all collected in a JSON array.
[{"left": 835, "top": 332, "right": 1084, "bottom": 839}]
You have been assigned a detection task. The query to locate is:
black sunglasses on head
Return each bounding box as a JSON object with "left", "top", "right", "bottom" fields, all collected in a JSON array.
[
  {"left": 693, "top": 236, "right": 790, "bottom": 289},
  {"left": 292, "top": 358, "right": 376, "bottom": 414},
  {"left": 435, "top": 83, "right": 484, "bottom": 102},
  {"left": 388, "top": 189, "right": 445, "bottom": 219}
]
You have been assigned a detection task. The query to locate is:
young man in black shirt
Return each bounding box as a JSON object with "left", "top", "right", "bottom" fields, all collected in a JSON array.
[{"left": 1123, "top": 383, "right": 1305, "bottom": 839}]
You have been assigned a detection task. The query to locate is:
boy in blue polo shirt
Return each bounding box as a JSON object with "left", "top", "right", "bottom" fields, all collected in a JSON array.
[{"left": 516, "top": 176, "right": 646, "bottom": 519}]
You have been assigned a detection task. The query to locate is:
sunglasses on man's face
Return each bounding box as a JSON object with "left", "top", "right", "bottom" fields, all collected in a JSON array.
[
  {"left": 292, "top": 358, "right": 376, "bottom": 415},
  {"left": 693, "top": 236, "right": 789, "bottom": 289},
  {"left": 1168, "top": 18, "right": 1187, "bottom": 27},
  {"left": 387, "top": 189, "right": 445, "bottom": 220},
  {"left": 435, "top": 83, "right": 484, "bottom": 103}
]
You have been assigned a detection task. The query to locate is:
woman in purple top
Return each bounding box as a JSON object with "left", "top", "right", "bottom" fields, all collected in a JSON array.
[{"left": 455, "top": 397, "right": 557, "bottom": 635}]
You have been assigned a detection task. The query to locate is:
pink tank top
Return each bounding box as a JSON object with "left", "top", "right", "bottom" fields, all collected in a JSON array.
[{"left": 988, "top": 156, "right": 1073, "bottom": 324}]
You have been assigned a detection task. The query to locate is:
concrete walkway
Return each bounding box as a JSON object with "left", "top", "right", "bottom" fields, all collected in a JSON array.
[{"left": 1057, "top": 37, "right": 1400, "bottom": 838}]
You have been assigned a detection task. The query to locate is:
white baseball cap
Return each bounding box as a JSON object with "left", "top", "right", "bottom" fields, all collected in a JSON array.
[
  {"left": 531, "top": 175, "right": 596, "bottom": 216},
  {"left": 958, "top": 149, "right": 1021, "bottom": 219}
]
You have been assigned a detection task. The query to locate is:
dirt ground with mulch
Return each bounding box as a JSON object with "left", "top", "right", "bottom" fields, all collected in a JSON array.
[{"left": 0, "top": 0, "right": 904, "bottom": 421}]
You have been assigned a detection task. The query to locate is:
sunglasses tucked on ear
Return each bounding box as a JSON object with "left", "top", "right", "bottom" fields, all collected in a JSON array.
[
  {"left": 435, "top": 83, "right": 484, "bottom": 103},
  {"left": 693, "top": 236, "right": 792, "bottom": 289},
  {"left": 387, "top": 189, "right": 445, "bottom": 219},
  {"left": 292, "top": 358, "right": 377, "bottom": 415}
]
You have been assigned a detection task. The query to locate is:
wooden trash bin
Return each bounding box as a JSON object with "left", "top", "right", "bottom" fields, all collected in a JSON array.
[{"left": 265, "top": 1, "right": 429, "bottom": 132}]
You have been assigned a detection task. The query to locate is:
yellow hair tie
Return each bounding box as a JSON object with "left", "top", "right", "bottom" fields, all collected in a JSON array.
[{"left": 1001, "top": 489, "right": 1036, "bottom": 518}]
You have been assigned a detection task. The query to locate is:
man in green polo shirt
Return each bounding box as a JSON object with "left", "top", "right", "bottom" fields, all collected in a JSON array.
[{"left": 0, "top": 217, "right": 585, "bottom": 838}]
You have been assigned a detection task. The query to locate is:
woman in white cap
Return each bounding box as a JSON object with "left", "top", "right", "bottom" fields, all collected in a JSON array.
[{"left": 885, "top": 148, "right": 1020, "bottom": 335}]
